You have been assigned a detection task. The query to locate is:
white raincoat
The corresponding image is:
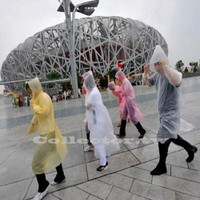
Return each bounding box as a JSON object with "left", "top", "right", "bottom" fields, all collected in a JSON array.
[{"left": 83, "top": 72, "right": 120, "bottom": 159}]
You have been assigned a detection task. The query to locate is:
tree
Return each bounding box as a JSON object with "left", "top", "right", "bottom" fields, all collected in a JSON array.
[
  {"left": 77, "top": 72, "right": 82, "bottom": 88},
  {"left": 46, "top": 71, "right": 61, "bottom": 79},
  {"left": 189, "top": 62, "right": 198, "bottom": 73},
  {"left": 184, "top": 67, "right": 188, "bottom": 73},
  {"left": 175, "top": 60, "right": 184, "bottom": 72},
  {"left": 99, "top": 76, "right": 108, "bottom": 88}
]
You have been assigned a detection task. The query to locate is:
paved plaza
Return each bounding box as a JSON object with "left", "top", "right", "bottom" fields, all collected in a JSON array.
[{"left": 1, "top": 76, "right": 200, "bottom": 200}]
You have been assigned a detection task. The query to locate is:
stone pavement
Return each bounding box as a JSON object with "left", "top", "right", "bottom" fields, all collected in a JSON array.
[{"left": 1, "top": 76, "right": 200, "bottom": 200}]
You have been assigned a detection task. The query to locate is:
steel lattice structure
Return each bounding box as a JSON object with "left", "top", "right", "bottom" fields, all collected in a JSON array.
[{"left": 1, "top": 16, "right": 168, "bottom": 91}]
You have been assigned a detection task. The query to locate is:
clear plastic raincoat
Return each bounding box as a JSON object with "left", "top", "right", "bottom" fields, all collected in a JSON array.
[
  {"left": 27, "top": 77, "right": 67, "bottom": 174},
  {"left": 115, "top": 70, "right": 143, "bottom": 124},
  {"left": 148, "top": 45, "right": 183, "bottom": 141},
  {"left": 83, "top": 72, "right": 120, "bottom": 159}
]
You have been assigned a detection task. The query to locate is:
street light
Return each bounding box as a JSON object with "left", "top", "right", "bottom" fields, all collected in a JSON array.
[{"left": 57, "top": 0, "right": 99, "bottom": 98}]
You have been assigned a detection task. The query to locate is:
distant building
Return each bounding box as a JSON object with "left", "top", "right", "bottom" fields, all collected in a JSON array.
[{"left": 1, "top": 16, "right": 168, "bottom": 91}]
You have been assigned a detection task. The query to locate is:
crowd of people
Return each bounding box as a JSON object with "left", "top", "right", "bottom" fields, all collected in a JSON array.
[
  {"left": 24, "top": 45, "right": 197, "bottom": 200},
  {"left": 11, "top": 95, "right": 30, "bottom": 107}
]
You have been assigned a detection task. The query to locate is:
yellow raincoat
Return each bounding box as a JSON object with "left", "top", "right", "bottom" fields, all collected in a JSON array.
[{"left": 27, "top": 77, "right": 67, "bottom": 174}]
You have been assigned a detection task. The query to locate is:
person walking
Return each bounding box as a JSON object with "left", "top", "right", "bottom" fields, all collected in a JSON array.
[
  {"left": 83, "top": 71, "right": 120, "bottom": 172},
  {"left": 143, "top": 45, "right": 197, "bottom": 175},
  {"left": 108, "top": 81, "right": 129, "bottom": 127},
  {"left": 26, "top": 77, "right": 67, "bottom": 200},
  {"left": 115, "top": 67, "right": 146, "bottom": 138}
]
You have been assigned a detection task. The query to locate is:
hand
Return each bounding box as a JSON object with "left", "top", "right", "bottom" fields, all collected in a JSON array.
[
  {"left": 144, "top": 64, "right": 150, "bottom": 74},
  {"left": 159, "top": 59, "right": 167, "bottom": 67},
  {"left": 28, "top": 124, "right": 37, "bottom": 134},
  {"left": 32, "top": 104, "right": 40, "bottom": 112}
]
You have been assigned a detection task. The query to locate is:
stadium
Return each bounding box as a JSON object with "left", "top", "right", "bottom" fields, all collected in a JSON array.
[{"left": 1, "top": 16, "right": 168, "bottom": 91}]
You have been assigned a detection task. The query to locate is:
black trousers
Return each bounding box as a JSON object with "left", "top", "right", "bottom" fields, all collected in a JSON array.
[{"left": 36, "top": 163, "right": 64, "bottom": 192}]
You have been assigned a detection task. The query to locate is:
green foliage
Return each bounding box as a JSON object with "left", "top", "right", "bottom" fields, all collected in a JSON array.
[
  {"left": 108, "top": 69, "right": 117, "bottom": 81},
  {"left": 77, "top": 72, "right": 82, "bottom": 88},
  {"left": 99, "top": 76, "right": 108, "bottom": 88},
  {"left": 189, "top": 62, "right": 198, "bottom": 72},
  {"left": 184, "top": 67, "right": 188, "bottom": 73},
  {"left": 175, "top": 60, "right": 184, "bottom": 72},
  {"left": 46, "top": 71, "right": 61, "bottom": 79}
]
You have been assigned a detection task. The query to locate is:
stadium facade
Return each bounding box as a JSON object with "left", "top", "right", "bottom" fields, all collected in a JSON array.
[{"left": 1, "top": 16, "right": 168, "bottom": 91}]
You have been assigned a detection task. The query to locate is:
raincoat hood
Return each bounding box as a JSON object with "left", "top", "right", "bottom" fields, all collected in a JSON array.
[
  {"left": 115, "top": 70, "right": 126, "bottom": 83},
  {"left": 82, "top": 70, "right": 93, "bottom": 79},
  {"left": 150, "top": 45, "right": 169, "bottom": 71},
  {"left": 83, "top": 71, "right": 96, "bottom": 93},
  {"left": 26, "top": 77, "right": 42, "bottom": 99},
  {"left": 108, "top": 81, "right": 116, "bottom": 91}
]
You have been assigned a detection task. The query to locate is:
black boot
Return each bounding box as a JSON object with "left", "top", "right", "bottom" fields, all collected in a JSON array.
[
  {"left": 171, "top": 134, "right": 198, "bottom": 162},
  {"left": 54, "top": 163, "right": 65, "bottom": 183},
  {"left": 150, "top": 140, "right": 171, "bottom": 175},
  {"left": 135, "top": 122, "right": 146, "bottom": 139},
  {"left": 36, "top": 173, "right": 49, "bottom": 193},
  {"left": 117, "top": 119, "right": 126, "bottom": 138}
]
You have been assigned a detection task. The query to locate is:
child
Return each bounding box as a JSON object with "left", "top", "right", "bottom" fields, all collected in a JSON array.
[
  {"left": 115, "top": 69, "right": 146, "bottom": 138},
  {"left": 108, "top": 81, "right": 129, "bottom": 127},
  {"left": 26, "top": 77, "right": 67, "bottom": 200},
  {"left": 143, "top": 45, "right": 197, "bottom": 175},
  {"left": 83, "top": 71, "right": 120, "bottom": 172}
]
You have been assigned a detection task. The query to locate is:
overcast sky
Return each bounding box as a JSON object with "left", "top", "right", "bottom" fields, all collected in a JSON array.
[{"left": 0, "top": 0, "right": 200, "bottom": 93}]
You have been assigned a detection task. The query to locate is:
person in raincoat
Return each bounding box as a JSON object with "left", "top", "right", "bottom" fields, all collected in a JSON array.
[
  {"left": 115, "top": 68, "right": 146, "bottom": 138},
  {"left": 26, "top": 77, "right": 67, "bottom": 200},
  {"left": 81, "top": 74, "right": 94, "bottom": 152},
  {"left": 143, "top": 45, "right": 197, "bottom": 175},
  {"left": 83, "top": 71, "right": 120, "bottom": 172},
  {"left": 108, "top": 81, "right": 129, "bottom": 127}
]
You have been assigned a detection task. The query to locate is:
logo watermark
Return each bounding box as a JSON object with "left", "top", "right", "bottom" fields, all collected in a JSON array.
[{"left": 33, "top": 136, "right": 157, "bottom": 145}]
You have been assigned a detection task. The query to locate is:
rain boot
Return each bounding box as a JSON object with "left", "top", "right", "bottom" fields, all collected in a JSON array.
[
  {"left": 135, "top": 122, "right": 146, "bottom": 139},
  {"left": 171, "top": 134, "right": 198, "bottom": 162},
  {"left": 150, "top": 140, "right": 171, "bottom": 175}
]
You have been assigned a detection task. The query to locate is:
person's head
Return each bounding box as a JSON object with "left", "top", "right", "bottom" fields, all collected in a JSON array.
[
  {"left": 25, "top": 77, "right": 42, "bottom": 99},
  {"left": 115, "top": 70, "right": 126, "bottom": 83},
  {"left": 26, "top": 83, "right": 32, "bottom": 96},
  {"left": 154, "top": 60, "right": 167, "bottom": 74},
  {"left": 82, "top": 71, "right": 93, "bottom": 79},
  {"left": 108, "top": 81, "right": 116, "bottom": 91},
  {"left": 150, "top": 45, "right": 169, "bottom": 74},
  {"left": 82, "top": 71, "right": 96, "bottom": 92}
]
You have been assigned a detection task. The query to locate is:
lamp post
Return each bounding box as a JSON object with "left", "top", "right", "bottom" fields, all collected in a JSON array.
[{"left": 58, "top": 0, "right": 99, "bottom": 98}]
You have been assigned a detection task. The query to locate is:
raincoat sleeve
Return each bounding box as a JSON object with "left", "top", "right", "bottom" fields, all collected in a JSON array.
[
  {"left": 163, "top": 65, "right": 182, "bottom": 87},
  {"left": 87, "top": 90, "right": 96, "bottom": 107},
  {"left": 147, "top": 72, "right": 157, "bottom": 87},
  {"left": 123, "top": 79, "right": 131, "bottom": 96},
  {"left": 28, "top": 116, "right": 38, "bottom": 134},
  {"left": 32, "top": 94, "right": 51, "bottom": 118}
]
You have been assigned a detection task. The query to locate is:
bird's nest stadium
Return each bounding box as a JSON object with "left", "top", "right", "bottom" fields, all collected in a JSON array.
[{"left": 1, "top": 16, "right": 168, "bottom": 91}]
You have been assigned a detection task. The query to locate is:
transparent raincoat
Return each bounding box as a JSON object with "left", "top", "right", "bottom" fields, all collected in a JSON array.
[
  {"left": 83, "top": 72, "right": 120, "bottom": 158},
  {"left": 115, "top": 70, "right": 143, "bottom": 124},
  {"left": 27, "top": 77, "right": 67, "bottom": 174},
  {"left": 148, "top": 45, "right": 192, "bottom": 141}
]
